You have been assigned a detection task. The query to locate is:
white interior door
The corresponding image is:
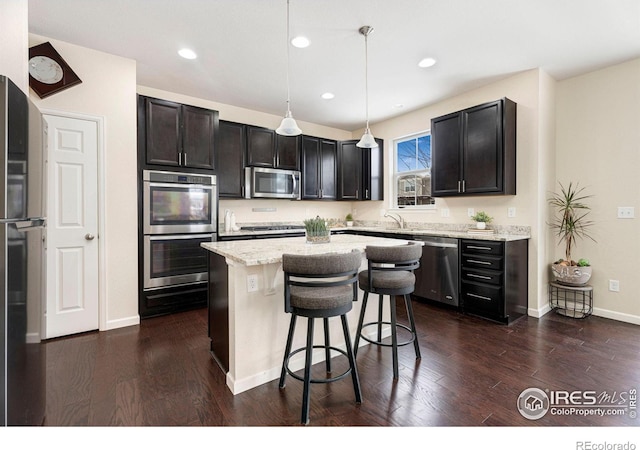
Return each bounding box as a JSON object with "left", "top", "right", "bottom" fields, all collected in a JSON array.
[{"left": 44, "top": 114, "right": 99, "bottom": 339}]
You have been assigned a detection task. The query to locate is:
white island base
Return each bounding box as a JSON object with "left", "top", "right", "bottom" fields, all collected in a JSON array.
[{"left": 203, "top": 234, "right": 415, "bottom": 395}]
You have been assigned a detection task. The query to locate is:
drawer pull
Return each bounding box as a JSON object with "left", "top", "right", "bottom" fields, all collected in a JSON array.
[
  {"left": 467, "top": 273, "right": 492, "bottom": 280},
  {"left": 467, "top": 245, "right": 492, "bottom": 251},
  {"left": 467, "top": 292, "right": 492, "bottom": 301},
  {"left": 467, "top": 259, "right": 492, "bottom": 266}
]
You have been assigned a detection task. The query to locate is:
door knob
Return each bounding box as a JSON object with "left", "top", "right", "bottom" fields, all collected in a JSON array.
[{"left": 85, "top": 233, "right": 95, "bottom": 241}]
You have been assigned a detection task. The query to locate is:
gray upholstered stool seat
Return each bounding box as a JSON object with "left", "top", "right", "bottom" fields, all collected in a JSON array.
[
  {"left": 279, "top": 249, "right": 363, "bottom": 425},
  {"left": 355, "top": 242, "right": 422, "bottom": 379},
  {"left": 358, "top": 270, "right": 416, "bottom": 293}
]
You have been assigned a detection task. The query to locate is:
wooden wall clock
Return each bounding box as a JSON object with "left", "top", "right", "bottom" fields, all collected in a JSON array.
[{"left": 28, "top": 41, "right": 82, "bottom": 98}]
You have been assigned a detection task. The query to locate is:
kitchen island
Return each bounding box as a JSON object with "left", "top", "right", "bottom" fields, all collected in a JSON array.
[{"left": 202, "top": 233, "right": 415, "bottom": 395}]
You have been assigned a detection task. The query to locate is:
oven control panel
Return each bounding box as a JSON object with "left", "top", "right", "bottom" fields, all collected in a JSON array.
[{"left": 143, "top": 170, "right": 214, "bottom": 186}]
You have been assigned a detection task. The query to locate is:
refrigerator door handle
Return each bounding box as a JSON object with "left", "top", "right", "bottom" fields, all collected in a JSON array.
[{"left": 5, "top": 218, "right": 46, "bottom": 230}]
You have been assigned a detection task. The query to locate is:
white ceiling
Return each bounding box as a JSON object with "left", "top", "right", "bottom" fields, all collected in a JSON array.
[{"left": 28, "top": 0, "right": 640, "bottom": 131}]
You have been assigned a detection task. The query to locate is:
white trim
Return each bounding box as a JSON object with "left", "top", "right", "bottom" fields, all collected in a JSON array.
[
  {"left": 390, "top": 130, "right": 436, "bottom": 210},
  {"left": 103, "top": 315, "right": 140, "bottom": 331},
  {"left": 530, "top": 302, "right": 640, "bottom": 326},
  {"left": 39, "top": 108, "right": 108, "bottom": 332}
]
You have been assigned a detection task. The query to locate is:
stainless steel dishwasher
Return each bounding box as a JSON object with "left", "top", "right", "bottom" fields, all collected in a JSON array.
[{"left": 412, "top": 236, "right": 459, "bottom": 307}]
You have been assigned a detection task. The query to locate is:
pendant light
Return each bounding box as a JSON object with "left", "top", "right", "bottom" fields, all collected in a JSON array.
[
  {"left": 356, "top": 25, "right": 378, "bottom": 149},
  {"left": 276, "top": 0, "right": 302, "bottom": 136}
]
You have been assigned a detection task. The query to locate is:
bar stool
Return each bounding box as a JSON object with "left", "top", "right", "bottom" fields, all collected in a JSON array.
[
  {"left": 279, "top": 249, "right": 363, "bottom": 425},
  {"left": 354, "top": 242, "right": 422, "bottom": 379}
]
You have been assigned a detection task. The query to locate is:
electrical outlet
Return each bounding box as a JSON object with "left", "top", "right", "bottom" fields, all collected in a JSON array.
[
  {"left": 440, "top": 208, "right": 450, "bottom": 218},
  {"left": 247, "top": 274, "right": 258, "bottom": 292},
  {"left": 468, "top": 208, "right": 475, "bottom": 217},
  {"left": 617, "top": 207, "right": 635, "bottom": 219},
  {"left": 609, "top": 280, "right": 620, "bottom": 292},
  {"left": 508, "top": 207, "right": 516, "bottom": 218}
]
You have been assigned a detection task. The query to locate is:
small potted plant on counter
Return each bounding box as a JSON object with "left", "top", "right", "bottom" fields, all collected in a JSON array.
[
  {"left": 548, "top": 182, "right": 595, "bottom": 285},
  {"left": 470, "top": 211, "right": 493, "bottom": 230},
  {"left": 345, "top": 213, "right": 354, "bottom": 227},
  {"left": 304, "top": 216, "right": 330, "bottom": 244}
]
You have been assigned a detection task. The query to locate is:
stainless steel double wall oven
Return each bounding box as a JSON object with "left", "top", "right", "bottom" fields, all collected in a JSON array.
[{"left": 141, "top": 170, "right": 217, "bottom": 316}]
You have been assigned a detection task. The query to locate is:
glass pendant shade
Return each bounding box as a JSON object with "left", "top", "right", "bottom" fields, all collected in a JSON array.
[
  {"left": 276, "top": 109, "right": 302, "bottom": 136},
  {"left": 356, "top": 127, "right": 378, "bottom": 148}
]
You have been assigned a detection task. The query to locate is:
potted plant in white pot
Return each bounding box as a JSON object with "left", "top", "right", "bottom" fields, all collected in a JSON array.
[
  {"left": 345, "top": 213, "right": 354, "bottom": 227},
  {"left": 470, "top": 211, "right": 493, "bottom": 230},
  {"left": 548, "top": 182, "right": 595, "bottom": 285}
]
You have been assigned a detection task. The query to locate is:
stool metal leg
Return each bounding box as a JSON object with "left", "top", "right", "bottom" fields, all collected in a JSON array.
[
  {"left": 301, "top": 317, "right": 315, "bottom": 425},
  {"left": 390, "top": 294, "right": 399, "bottom": 379},
  {"left": 354, "top": 291, "right": 369, "bottom": 356},
  {"left": 377, "top": 293, "right": 384, "bottom": 342},
  {"left": 323, "top": 317, "right": 331, "bottom": 373},
  {"left": 279, "top": 314, "right": 297, "bottom": 388},
  {"left": 341, "top": 314, "right": 362, "bottom": 404},
  {"left": 404, "top": 294, "right": 421, "bottom": 359}
]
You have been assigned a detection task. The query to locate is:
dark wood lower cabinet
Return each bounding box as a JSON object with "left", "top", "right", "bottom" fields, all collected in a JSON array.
[
  {"left": 208, "top": 252, "right": 229, "bottom": 373},
  {"left": 460, "top": 238, "right": 528, "bottom": 324},
  {"left": 139, "top": 284, "right": 207, "bottom": 319}
]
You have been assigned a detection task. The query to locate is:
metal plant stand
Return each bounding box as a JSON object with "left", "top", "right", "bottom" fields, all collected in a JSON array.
[{"left": 549, "top": 282, "right": 593, "bottom": 319}]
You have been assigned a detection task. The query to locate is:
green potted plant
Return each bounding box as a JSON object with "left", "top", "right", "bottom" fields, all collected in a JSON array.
[
  {"left": 548, "top": 182, "right": 595, "bottom": 285},
  {"left": 470, "top": 211, "right": 493, "bottom": 230},
  {"left": 304, "top": 216, "right": 330, "bottom": 244},
  {"left": 345, "top": 213, "right": 354, "bottom": 227}
]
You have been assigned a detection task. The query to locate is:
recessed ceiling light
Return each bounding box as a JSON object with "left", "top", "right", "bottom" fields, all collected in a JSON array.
[
  {"left": 418, "top": 57, "right": 437, "bottom": 68},
  {"left": 321, "top": 92, "right": 335, "bottom": 100},
  {"left": 291, "top": 36, "right": 310, "bottom": 48},
  {"left": 178, "top": 48, "right": 197, "bottom": 60}
]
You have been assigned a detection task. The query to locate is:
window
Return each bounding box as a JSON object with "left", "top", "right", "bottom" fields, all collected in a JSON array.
[{"left": 393, "top": 131, "right": 435, "bottom": 208}]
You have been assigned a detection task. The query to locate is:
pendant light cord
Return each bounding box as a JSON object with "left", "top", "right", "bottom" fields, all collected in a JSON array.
[
  {"left": 285, "top": 0, "right": 292, "bottom": 114},
  {"left": 362, "top": 27, "right": 371, "bottom": 131}
]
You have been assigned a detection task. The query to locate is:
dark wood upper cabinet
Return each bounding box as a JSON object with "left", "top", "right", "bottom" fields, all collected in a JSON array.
[
  {"left": 142, "top": 96, "right": 217, "bottom": 171},
  {"left": 217, "top": 120, "right": 246, "bottom": 198},
  {"left": 337, "top": 138, "right": 383, "bottom": 201},
  {"left": 246, "top": 125, "right": 300, "bottom": 170},
  {"left": 181, "top": 105, "right": 217, "bottom": 170},
  {"left": 246, "top": 126, "right": 275, "bottom": 167},
  {"left": 431, "top": 98, "right": 516, "bottom": 197},
  {"left": 302, "top": 136, "right": 337, "bottom": 200}
]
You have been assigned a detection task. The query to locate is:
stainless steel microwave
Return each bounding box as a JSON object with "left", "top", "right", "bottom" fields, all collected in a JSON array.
[{"left": 244, "top": 167, "right": 301, "bottom": 200}]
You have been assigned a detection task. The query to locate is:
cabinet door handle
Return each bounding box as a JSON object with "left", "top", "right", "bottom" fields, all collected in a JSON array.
[
  {"left": 467, "top": 273, "right": 492, "bottom": 280},
  {"left": 365, "top": 189, "right": 369, "bottom": 199},
  {"left": 467, "top": 259, "right": 492, "bottom": 266},
  {"left": 467, "top": 245, "right": 492, "bottom": 251},
  {"left": 462, "top": 180, "right": 466, "bottom": 192},
  {"left": 466, "top": 292, "right": 492, "bottom": 301},
  {"left": 179, "top": 152, "right": 182, "bottom": 165},
  {"left": 458, "top": 180, "right": 461, "bottom": 193}
]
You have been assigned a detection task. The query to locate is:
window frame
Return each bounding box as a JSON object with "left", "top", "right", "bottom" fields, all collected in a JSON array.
[{"left": 391, "top": 130, "right": 436, "bottom": 210}]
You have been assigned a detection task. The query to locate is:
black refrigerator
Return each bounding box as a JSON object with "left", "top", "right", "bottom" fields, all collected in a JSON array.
[{"left": 0, "top": 75, "right": 46, "bottom": 426}]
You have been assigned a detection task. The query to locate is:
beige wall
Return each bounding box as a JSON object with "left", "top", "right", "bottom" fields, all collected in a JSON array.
[
  {"left": 0, "top": 0, "right": 28, "bottom": 92},
  {"left": 555, "top": 58, "right": 640, "bottom": 323},
  {"left": 29, "top": 34, "right": 139, "bottom": 330}
]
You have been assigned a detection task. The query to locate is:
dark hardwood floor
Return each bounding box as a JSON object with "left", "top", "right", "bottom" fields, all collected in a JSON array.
[{"left": 41, "top": 298, "right": 640, "bottom": 429}]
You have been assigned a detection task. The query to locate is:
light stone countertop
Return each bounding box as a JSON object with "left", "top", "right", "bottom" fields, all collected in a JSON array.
[
  {"left": 202, "top": 234, "right": 416, "bottom": 266},
  {"left": 344, "top": 226, "right": 530, "bottom": 242},
  {"left": 217, "top": 224, "right": 531, "bottom": 242}
]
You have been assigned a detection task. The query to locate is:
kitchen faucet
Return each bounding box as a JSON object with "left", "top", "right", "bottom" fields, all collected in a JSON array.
[{"left": 384, "top": 212, "right": 405, "bottom": 229}]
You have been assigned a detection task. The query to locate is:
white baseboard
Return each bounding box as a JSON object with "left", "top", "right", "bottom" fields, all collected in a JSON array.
[
  {"left": 102, "top": 314, "right": 140, "bottom": 331},
  {"left": 529, "top": 303, "right": 640, "bottom": 326}
]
